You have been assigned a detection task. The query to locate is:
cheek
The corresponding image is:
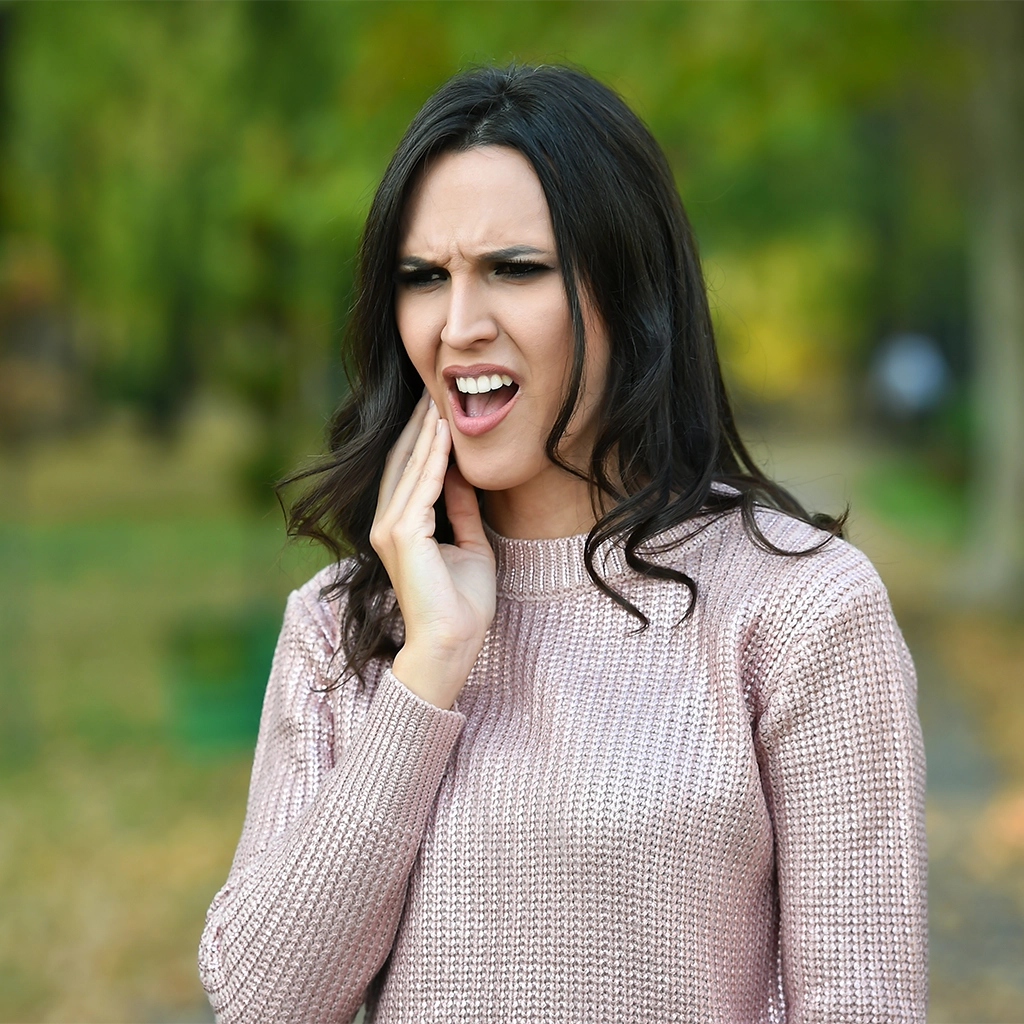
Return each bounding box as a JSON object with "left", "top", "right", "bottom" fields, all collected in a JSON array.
[
  {"left": 395, "top": 303, "right": 434, "bottom": 376},
  {"left": 509, "top": 295, "right": 575, "bottom": 381}
]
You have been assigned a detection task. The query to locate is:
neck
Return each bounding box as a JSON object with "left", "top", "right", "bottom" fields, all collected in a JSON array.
[{"left": 482, "top": 466, "right": 599, "bottom": 540}]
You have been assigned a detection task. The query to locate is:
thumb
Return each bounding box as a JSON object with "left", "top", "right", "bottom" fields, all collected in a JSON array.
[{"left": 444, "top": 462, "right": 490, "bottom": 553}]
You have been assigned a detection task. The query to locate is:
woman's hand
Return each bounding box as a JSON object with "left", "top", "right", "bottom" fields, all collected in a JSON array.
[{"left": 370, "top": 393, "right": 497, "bottom": 709}]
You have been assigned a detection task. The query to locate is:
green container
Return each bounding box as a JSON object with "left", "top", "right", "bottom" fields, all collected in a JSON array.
[{"left": 166, "top": 607, "right": 282, "bottom": 749}]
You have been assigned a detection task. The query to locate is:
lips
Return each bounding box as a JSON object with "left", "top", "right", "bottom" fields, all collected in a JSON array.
[{"left": 442, "top": 364, "right": 521, "bottom": 437}]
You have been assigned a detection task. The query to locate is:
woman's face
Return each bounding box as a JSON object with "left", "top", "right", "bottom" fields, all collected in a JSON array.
[{"left": 395, "top": 145, "right": 609, "bottom": 521}]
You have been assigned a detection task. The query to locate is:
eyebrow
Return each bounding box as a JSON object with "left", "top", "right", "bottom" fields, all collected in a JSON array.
[{"left": 395, "top": 245, "right": 553, "bottom": 271}]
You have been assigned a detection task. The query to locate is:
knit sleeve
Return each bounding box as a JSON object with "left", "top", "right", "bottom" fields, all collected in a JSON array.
[
  {"left": 197, "top": 587, "right": 465, "bottom": 1024},
  {"left": 755, "top": 579, "right": 927, "bottom": 1024}
]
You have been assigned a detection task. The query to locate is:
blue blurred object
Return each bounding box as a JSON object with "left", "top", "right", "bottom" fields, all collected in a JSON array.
[{"left": 870, "top": 332, "right": 951, "bottom": 417}]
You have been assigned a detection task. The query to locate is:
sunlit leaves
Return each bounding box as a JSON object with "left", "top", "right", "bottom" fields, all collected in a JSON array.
[{"left": 1, "top": 0, "right": 972, "bottom": 425}]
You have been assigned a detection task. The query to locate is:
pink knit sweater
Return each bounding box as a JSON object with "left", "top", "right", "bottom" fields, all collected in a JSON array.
[{"left": 198, "top": 509, "right": 927, "bottom": 1023}]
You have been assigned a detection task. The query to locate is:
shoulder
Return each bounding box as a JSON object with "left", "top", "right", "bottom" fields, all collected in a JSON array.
[
  {"left": 285, "top": 558, "right": 359, "bottom": 654},
  {"left": 647, "top": 505, "right": 893, "bottom": 653},
  {"left": 690, "top": 505, "right": 885, "bottom": 607},
  {"left": 706, "top": 508, "right": 910, "bottom": 697}
]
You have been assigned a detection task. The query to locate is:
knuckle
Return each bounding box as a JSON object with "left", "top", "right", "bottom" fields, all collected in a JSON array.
[
  {"left": 369, "top": 522, "right": 388, "bottom": 551},
  {"left": 391, "top": 520, "right": 414, "bottom": 545}
]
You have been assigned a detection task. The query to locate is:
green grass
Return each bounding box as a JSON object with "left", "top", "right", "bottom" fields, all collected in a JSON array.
[
  {"left": 1, "top": 415, "right": 1020, "bottom": 1023},
  {"left": 859, "top": 457, "right": 967, "bottom": 547},
  {"left": 0, "top": 413, "right": 331, "bottom": 1022}
]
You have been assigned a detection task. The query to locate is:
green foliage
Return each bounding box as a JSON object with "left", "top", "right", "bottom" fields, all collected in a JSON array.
[
  {"left": 861, "top": 456, "right": 968, "bottom": 546},
  {"left": 167, "top": 606, "right": 282, "bottom": 750},
  {"left": 0, "top": 0, "right": 975, "bottom": 435}
]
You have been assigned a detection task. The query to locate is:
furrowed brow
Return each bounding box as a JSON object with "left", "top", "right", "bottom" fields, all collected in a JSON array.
[
  {"left": 395, "top": 255, "right": 435, "bottom": 272},
  {"left": 480, "top": 245, "right": 551, "bottom": 261},
  {"left": 396, "top": 245, "right": 552, "bottom": 271}
]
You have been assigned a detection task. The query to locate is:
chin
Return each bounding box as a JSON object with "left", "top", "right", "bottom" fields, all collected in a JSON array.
[{"left": 451, "top": 448, "right": 538, "bottom": 494}]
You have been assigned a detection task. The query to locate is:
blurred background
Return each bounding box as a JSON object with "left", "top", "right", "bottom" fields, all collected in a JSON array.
[{"left": 0, "top": 2, "right": 1022, "bottom": 1021}]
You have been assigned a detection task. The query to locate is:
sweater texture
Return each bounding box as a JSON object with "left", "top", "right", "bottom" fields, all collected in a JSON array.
[{"left": 198, "top": 509, "right": 928, "bottom": 1023}]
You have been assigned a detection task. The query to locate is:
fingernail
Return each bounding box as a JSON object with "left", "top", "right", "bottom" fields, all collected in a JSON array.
[
  {"left": 436, "top": 417, "right": 445, "bottom": 435},
  {"left": 427, "top": 397, "right": 435, "bottom": 411}
]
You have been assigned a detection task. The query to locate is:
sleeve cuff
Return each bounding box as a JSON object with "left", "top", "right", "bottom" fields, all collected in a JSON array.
[{"left": 331, "top": 666, "right": 466, "bottom": 824}]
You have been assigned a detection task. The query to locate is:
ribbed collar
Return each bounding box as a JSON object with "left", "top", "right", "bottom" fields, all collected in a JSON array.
[{"left": 483, "top": 517, "right": 721, "bottom": 601}]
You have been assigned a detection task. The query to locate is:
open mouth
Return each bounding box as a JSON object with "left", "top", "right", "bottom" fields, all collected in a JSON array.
[
  {"left": 444, "top": 367, "right": 521, "bottom": 436},
  {"left": 453, "top": 372, "right": 520, "bottom": 418}
]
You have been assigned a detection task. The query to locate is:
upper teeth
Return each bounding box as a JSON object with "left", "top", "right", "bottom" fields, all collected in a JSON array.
[{"left": 455, "top": 373, "right": 514, "bottom": 394}]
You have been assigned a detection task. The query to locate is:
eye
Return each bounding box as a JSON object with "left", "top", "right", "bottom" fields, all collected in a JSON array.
[
  {"left": 394, "top": 267, "right": 448, "bottom": 288},
  {"left": 494, "top": 260, "right": 551, "bottom": 280}
]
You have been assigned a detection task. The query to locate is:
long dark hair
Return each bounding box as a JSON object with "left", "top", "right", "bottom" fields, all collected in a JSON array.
[{"left": 282, "top": 63, "right": 844, "bottom": 680}]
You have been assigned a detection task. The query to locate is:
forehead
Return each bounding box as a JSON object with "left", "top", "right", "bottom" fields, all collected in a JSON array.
[{"left": 399, "top": 146, "right": 554, "bottom": 256}]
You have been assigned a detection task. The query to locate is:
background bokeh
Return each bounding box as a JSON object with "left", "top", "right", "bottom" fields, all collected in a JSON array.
[{"left": 1, "top": 2, "right": 1022, "bottom": 1021}]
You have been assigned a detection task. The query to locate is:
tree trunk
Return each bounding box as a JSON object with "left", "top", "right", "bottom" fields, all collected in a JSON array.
[{"left": 964, "top": 2, "right": 1024, "bottom": 605}]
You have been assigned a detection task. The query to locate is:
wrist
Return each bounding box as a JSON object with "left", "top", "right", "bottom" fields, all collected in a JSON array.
[{"left": 391, "top": 646, "right": 471, "bottom": 710}]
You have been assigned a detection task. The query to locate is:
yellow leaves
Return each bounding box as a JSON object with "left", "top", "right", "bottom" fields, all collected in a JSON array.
[
  {"left": 707, "top": 229, "right": 868, "bottom": 407},
  {"left": 979, "top": 790, "right": 1024, "bottom": 866},
  {"left": 939, "top": 615, "right": 1024, "bottom": 784}
]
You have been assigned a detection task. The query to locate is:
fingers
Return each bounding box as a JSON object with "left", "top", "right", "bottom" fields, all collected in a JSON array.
[
  {"left": 384, "top": 401, "right": 444, "bottom": 522},
  {"left": 444, "top": 461, "right": 490, "bottom": 553},
  {"left": 405, "top": 416, "right": 454, "bottom": 522},
  {"left": 377, "top": 390, "right": 431, "bottom": 507},
  {"left": 371, "top": 400, "right": 452, "bottom": 562}
]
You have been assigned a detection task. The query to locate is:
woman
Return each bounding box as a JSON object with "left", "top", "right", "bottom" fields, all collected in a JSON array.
[{"left": 199, "top": 64, "right": 927, "bottom": 1023}]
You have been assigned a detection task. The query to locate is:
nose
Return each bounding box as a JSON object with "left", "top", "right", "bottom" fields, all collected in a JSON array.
[{"left": 440, "top": 276, "right": 498, "bottom": 349}]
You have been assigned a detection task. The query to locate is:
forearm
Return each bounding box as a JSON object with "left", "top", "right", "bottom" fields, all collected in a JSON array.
[
  {"left": 759, "top": 585, "right": 927, "bottom": 1022},
  {"left": 199, "top": 668, "right": 464, "bottom": 1024}
]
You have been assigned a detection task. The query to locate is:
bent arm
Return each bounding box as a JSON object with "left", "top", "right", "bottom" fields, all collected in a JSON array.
[
  {"left": 198, "top": 590, "right": 464, "bottom": 1024},
  {"left": 756, "top": 582, "right": 927, "bottom": 1023}
]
